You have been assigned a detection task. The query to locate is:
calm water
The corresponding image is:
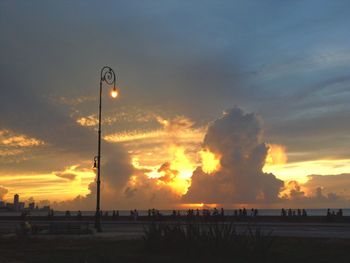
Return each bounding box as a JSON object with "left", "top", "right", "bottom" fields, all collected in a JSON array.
[{"left": 0, "top": 209, "right": 349, "bottom": 217}]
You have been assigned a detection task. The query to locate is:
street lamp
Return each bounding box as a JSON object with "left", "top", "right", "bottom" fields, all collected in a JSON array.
[{"left": 94, "top": 66, "right": 118, "bottom": 232}]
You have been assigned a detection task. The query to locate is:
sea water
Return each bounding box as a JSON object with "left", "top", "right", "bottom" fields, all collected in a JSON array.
[{"left": 0, "top": 208, "right": 349, "bottom": 217}]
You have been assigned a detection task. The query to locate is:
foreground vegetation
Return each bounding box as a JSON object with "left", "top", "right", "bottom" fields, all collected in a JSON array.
[
  {"left": 143, "top": 221, "right": 274, "bottom": 261},
  {"left": 1, "top": 236, "right": 350, "bottom": 263}
]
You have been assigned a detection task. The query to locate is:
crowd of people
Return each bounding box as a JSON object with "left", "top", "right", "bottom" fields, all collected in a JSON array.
[
  {"left": 280, "top": 208, "right": 307, "bottom": 217},
  {"left": 169, "top": 207, "right": 260, "bottom": 218},
  {"left": 327, "top": 209, "right": 343, "bottom": 217},
  {"left": 45, "top": 208, "right": 347, "bottom": 221}
]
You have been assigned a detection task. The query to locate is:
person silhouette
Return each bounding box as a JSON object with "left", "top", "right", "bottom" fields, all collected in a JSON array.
[
  {"left": 302, "top": 209, "right": 307, "bottom": 217},
  {"left": 133, "top": 209, "right": 138, "bottom": 221},
  {"left": 77, "top": 210, "right": 82, "bottom": 220},
  {"left": 339, "top": 209, "right": 343, "bottom": 217},
  {"left": 281, "top": 208, "right": 286, "bottom": 217}
]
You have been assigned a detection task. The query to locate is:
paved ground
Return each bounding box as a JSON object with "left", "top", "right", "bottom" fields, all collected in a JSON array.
[{"left": 1, "top": 220, "right": 350, "bottom": 239}]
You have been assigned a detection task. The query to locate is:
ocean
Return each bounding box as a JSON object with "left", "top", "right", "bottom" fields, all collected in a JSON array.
[{"left": 0, "top": 208, "right": 348, "bottom": 217}]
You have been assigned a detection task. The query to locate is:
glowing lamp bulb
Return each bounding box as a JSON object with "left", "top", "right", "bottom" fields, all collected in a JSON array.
[{"left": 111, "top": 88, "right": 118, "bottom": 98}]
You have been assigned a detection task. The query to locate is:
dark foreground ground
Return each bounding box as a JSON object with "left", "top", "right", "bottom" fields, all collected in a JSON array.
[{"left": 0, "top": 237, "right": 350, "bottom": 263}]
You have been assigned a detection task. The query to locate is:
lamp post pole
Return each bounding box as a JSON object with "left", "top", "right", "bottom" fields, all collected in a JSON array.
[{"left": 95, "top": 66, "right": 117, "bottom": 232}]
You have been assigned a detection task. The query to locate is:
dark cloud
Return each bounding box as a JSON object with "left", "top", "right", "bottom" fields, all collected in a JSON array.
[
  {"left": 101, "top": 153, "right": 134, "bottom": 189},
  {"left": 1, "top": 0, "right": 350, "bottom": 164},
  {"left": 184, "top": 107, "right": 284, "bottom": 204}
]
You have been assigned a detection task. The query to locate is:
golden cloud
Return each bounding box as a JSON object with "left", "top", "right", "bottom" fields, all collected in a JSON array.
[
  {"left": 76, "top": 115, "right": 99, "bottom": 127},
  {"left": 0, "top": 130, "right": 44, "bottom": 147}
]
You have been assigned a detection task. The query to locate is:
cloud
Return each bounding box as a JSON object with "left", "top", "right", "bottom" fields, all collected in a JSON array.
[
  {"left": 279, "top": 174, "right": 350, "bottom": 208},
  {"left": 55, "top": 95, "right": 97, "bottom": 106},
  {"left": 0, "top": 129, "right": 47, "bottom": 168},
  {"left": 76, "top": 114, "right": 118, "bottom": 127},
  {"left": 54, "top": 172, "right": 77, "bottom": 181},
  {"left": 35, "top": 107, "right": 350, "bottom": 210},
  {"left": 304, "top": 173, "right": 350, "bottom": 197},
  {"left": 1, "top": 0, "right": 350, "bottom": 169},
  {"left": 0, "top": 58, "right": 134, "bottom": 185},
  {"left": 0, "top": 129, "right": 44, "bottom": 149},
  {"left": 0, "top": 186, "right": 8, "bottom": 200},
  {"left": 57, "top": 171, "right": 181, "bottom": 210},
  {"left": 2, "top": 137, "right": 43, "bottom": 148},
  {"left": 56, "top": 115, "right": 202, "bottom": 210},
  {"left": 279, "top": 180, "right": 308, "bottom": 201},
  {"left": 184, "top": 107, "right": 284, "bottom": 204},
  {"left": 76, "top": 115, "right": 99, "bottom": 127},
  {"left": 157, "top": 115, "right": 194, "bottom": 132},
  {"left": 157, "top": 162, "right": 179, "bottom": 183}
]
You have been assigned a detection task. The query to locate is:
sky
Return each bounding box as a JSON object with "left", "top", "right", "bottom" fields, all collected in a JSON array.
[{"left": 1, "top": 0, "right": 350, "bottom": 209}]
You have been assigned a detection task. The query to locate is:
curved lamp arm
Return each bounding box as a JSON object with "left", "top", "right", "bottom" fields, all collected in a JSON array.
[{"left": 100, "top": 66, "right": 116, "bottom": 88}]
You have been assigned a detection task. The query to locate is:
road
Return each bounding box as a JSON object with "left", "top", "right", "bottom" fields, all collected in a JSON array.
[{"left": 1, "top": 219, "right": 350, "bottom": 239}]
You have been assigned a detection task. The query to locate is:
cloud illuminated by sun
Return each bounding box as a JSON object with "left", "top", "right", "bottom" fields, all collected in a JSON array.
[
  {"left": 131, "top": 145, "right": 197, "bottom": 196},
  {"left": 200, "top": 149, "right": 221, "bottom": 174},
  {"left": 76, "top": 115, "right": 99, "bottom": 127},
  {"left": 0, "top": 164, "right": 95, "bottom": 201},
  {"left": 265, "top": 144, "right": 288, "bottom": 166},
  {"left": 0, "top": 130, "right": 44, "bottom": 147}
]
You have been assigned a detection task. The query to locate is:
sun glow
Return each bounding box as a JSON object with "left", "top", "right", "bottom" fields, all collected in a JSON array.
[
  {"left": 179, "top": 203, "right": 219, "bottom": 209},
  {"left": 265, "top": 144, "right": 287, "bottom": 166},
  {"left": 131, "top": 145, "right": 197, "bottom": 196},
  {"left": 168, "top": 145, "right": 194, "bottom": 179},
  {"left": 200, "top": 149, "right": 221, "bottom": 174},
  {"left": 157, "top": 145, "right": 196, "bottom": 195}
]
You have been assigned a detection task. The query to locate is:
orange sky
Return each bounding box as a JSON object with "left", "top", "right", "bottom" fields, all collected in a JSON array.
[{"left": 1, "top": 114, "right": 350, "bottom": 208}]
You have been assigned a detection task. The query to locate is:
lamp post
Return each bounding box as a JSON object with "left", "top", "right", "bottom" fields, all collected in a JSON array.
[{"left": 94, "top": 66, "right": 118, "bottom": 232}]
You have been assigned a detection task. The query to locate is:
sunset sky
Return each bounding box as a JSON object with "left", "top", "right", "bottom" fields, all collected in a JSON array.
[{"left": 1, "top": 1, "right": 350, "bottom": 209}]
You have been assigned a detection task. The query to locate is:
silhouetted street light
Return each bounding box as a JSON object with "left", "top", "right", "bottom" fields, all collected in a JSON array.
[{"left": 94, "top": 66, "right": 118, "bottom": 232}]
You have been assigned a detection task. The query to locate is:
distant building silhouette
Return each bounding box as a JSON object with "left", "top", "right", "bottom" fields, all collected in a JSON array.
[
  {"left": 0, "top": 194, "right": 49, "bottom": 212},
  {"left": 14, "top": 194, "right": 19, "bottom": 211}
]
